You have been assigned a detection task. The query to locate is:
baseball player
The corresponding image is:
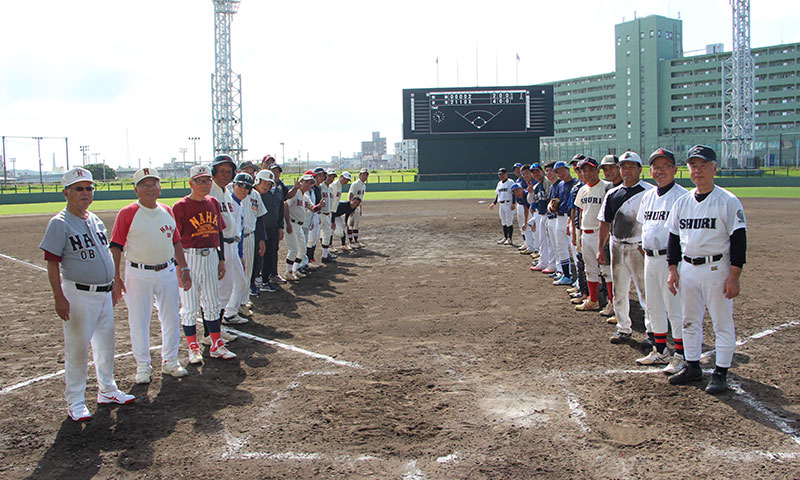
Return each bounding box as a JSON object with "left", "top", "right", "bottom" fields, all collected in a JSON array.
[
  {"left": 172, "top": 165, "right": 237, "bottom": 363},
  {"left": 666, "top": 145, "right": 747, "bottom": 394},
  {"left": 262, "top": 163, "right": 288, "bottom": 285},
  {"left": 573, "top": 158, "right": 612, "bottom": 312},
  {"left": 490, "top": 167, "right": 516, "bottom": 245},
  {"left": 333, "top": 171, "right": 352, "bottom": 251},
  {"left": 597, "top": 151, "right": 653, "bottom": 344},
  {"left": 305, "top": 167, "right": 328, "bottom": 264},
  {"left": 319, "top": 169, "right": 337, "bottom": 262},
  {"left": 231, "top": 172, "right": 265, "bottom": 313},
  {"left": 333, "top": 195, "right": 362, "bottom": 238},
  {"left": 634, "top": 148, "right": 688, "bottom": 371},
  {"left": 550, "top": 161, "right": 577, "bottom": 285},
  {"left": 252, "top": 169, "right": 281, "bottom": 293},
  {"left": 512, "top": 162, "right": 523, "bottom": 180},
  {"left": 110, "top": 167, "right": 190, "bottom": 384},
  {"left": 600, "top": 154, "right": 622, "bottom": 186},
  {"left": 347, "top": 168, "right": 369, "bottom": 248},
  {"left": 529, "top": 164, "right": 553, "bottom": 272},
  {"left": 566, "top": 155, "right": 587, "bottom": 296},
  {"left": 520, "top": 165, "right": 540, "bottom": 255},
  {"left": 40, "top": 167, "right": 135, "bottom": 421},
  {"left": 514, "top": 165, "right": 533, "bottom": 254},
  {"left": 209, "top": 155, "right": 248, "bottom": 325},
  {"left": 284, "top": 174, "right": 323, "bottom": 280},
  {"left": 542, "top": 162, "right": 561, "bottom": 275},
  {"left": 261, "top": 154, "right": 276, "bottom": 171}
]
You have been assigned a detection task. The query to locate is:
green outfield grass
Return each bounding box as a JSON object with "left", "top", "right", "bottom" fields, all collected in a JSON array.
[{"left": 1, "top": 187, "right": 797, "bottom": 216}]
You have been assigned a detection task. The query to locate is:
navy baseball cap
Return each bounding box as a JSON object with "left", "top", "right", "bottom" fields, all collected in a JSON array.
[
  {"left": 570, "top": 154, "right": 586, "bottom": 165},
  {"left": 553, "top": 161, "right": 569, "bottom": 170},
  {"left": 513, "top": 162, "right": 523, "bottom": 169},
  {"left": 578, "top": 157, "right": 599, "bottom": 169},
  {"left": 529, "top": 163, "right": 542, "bottom": 171},
  {"left": 498, "top": 167, "right": 508, "bottom": 174},
  {"left": 313, "top": 167, "right": 326, "bottom": 174},
  {"left": 686, "top": 145, "right": 717, "bottom": 163},
  {"left": 648, "top": 148, "right": 677, "bottom": 165}
]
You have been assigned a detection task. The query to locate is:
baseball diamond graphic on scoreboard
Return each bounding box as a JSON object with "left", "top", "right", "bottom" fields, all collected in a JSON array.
[{"left": 403, "top": 85, "right": 553, "bottom": 139}]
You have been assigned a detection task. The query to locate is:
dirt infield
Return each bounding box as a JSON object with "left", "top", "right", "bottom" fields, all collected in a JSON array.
[{"left": 0, "top": 198, "right": 798, "bottom": 479}]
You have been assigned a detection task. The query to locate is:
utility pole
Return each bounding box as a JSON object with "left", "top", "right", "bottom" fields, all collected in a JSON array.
[
  {"left": 189, "top": 137, "right": 200, "bottom": 164},
  {"left": 280, "top": 142, "right": 285, "bottom": 163},
  {"left": 179, "top": 147, "right": 188, "bottom": 166},
  {"left": 35, "top": 136, "right": 43, "bottom": 184},
  {"left": 80, "top": 145, "right": 90, "bottom": 166}
]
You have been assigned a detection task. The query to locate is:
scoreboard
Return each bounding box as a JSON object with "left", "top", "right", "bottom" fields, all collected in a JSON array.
[{"left": 403, "top": 85, "right": 553, "bottom": 139}]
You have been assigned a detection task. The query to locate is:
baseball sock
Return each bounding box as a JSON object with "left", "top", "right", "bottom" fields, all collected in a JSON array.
[
  {"left": 306, "top": 247, "right": 314, "bottom": 261},
  {"left": 606, "top": 281, "right": 614, "bottom": 303},
  {"left": 347, "top": 229, "right": 354, "bottom": 243},
  {"left": 353, "top": 230, "right": 359, "bottom": 243},
  {"left": 285, "top": 259, "right": 293, "bottom": 274},
  {"left": 183, "top": 325, "right": 198, "bottom": 349},
  {"left": 654, "top": 332, "right": 668, "bottom": 353},
  {"left": 293, "top": 259, "right": 302, "bottom": 272},
  {"left": 674, "top": 338, "right": 684, "bottom": 357},
  {"left": 322, "top": 247, "right": 329, "bottom": 258},
  {"left": 206, "top": 319, "right": 222, "bottom": 350},
  {"left": 687, "top": 360, "right": 701, "bottom": 369},
  {"left": 587, "top": 281, "right": 599, "bottom": 302},
  {"left": 560, "top": 260, "right": 571, "bottom": 279},
  {"left": 714, "top": 366, "right": 728, "bottom": 376},
  {"left": 341, "top": 236, "right": 347, "bottom": 246}
]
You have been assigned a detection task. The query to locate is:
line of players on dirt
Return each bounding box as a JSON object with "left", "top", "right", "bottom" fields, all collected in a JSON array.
[
  {"left": 40, "top": 154, "right": 370, "bottom": 421},
  {"left": 490, "top": 145, "right": 746, "bottom": 396}
]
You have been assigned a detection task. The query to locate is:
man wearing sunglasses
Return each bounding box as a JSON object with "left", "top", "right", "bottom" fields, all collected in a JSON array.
[
  {"left": 110, "top": 167, "right": 191, "bottom": 384},
  {"left": 40, "top": 167, "right": 135, "bottom": 422}
]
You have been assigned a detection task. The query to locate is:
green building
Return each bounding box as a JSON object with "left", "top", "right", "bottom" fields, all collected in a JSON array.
[{"left": 540, "top": 14, "right": 800, "bottom": 166}]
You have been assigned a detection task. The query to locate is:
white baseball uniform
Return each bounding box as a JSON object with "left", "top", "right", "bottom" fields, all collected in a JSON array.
[
  {"left": 495, "top": 178, "right": 515, "bottom": 227},
  {"left": 211, "top": 182, "right": 247, "bottom": 319}
]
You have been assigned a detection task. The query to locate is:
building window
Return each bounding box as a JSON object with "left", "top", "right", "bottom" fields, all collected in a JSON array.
[
  {"left": 617, "top": 37, "right": 622, "bottom": 46},
  {"left": 626, "top": 34, "right": 630, "bottom": 42},
  {"left": 626, "top": 67, "right": 631, "bottom": 75},
  {"left": 650, "top": 30, "right": 654, "bottom": 37},
  {"left": 640, "top": 32, "right": 645, "bottom": 39},
  {"left": 627, "top": 78, "right": 631, "bottom": 86},
  {"left": 626, "top": 50, "right": 630, "bottom": 57},
  {"left": 658, "top": 30, "right": 661, "bottom": 38}
]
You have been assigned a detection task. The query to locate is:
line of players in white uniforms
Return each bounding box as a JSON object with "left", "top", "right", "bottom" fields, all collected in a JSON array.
[
  {"left": 41, "top": 156, "right": 371, "bottom": 421},
  {"left": 492, "top": 145, "right": 747, "bottom": 395}
]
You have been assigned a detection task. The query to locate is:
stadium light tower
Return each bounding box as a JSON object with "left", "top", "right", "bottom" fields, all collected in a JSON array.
[
  {"left": 721, "top": 0, "right": 755, "bottom": 169},
  {"left": 211, "top": 0, "right": 244, "bottom": 162}
]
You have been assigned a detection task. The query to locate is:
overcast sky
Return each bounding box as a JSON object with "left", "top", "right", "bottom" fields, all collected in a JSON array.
[{"left": 1, "top": 0, "right": 799, "bottom": 173}]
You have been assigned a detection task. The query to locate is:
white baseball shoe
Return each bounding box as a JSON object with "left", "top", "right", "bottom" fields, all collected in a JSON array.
[
  {"left": 135, "top": 362, "right": 152, "bottom": 384},
  {"left": 161, "top": 358, "right": 188, "bottom": 377},
  {"left": 68, "top": 403, "right": 92, "bottom": 422},
  {"left": 293, "top": 270, "right": 306, "bottom": 278},
  {"left": 599, "top": 303, "right": 614, "bottom": 317},
  {"left": 210, "top": 344, "right": 237, "bottom": 360},
  {"left": 188, "top": 346, "right": 204, "bottom": 365},
  {"left": 221, "top": 329, "right": 238, "bottom": 342},
  {"left": 663, "top": 353, "right": 686, "bottom": 375},
  {"left": 223, "top": 314, "right": 249, "bottom": 325},
  {"left": 97, "top": 389, "right": 136, "bottom": 405},
  {"left": 636, "top": 347, "right": 671, "bottom": 365},
  {"left": 271, "top": 274, "right": 288, "bottom": 284}
]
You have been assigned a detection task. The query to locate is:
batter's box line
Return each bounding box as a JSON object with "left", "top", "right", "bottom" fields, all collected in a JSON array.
[{"left": 0, "top": 252, "right": 47, "bottom": 272}]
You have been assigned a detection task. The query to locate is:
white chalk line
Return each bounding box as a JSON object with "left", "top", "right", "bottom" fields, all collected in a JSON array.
[
  {"left": 701, "top": 321, "right": 800, "bottom": 359},
  {"left": 225, "top": 327, "right": 366, "bottom": 370},
  {"left": 556, "top": 377, "right": 590, "bottom": 433},
  {"left": 0, "top": 252, "right": 47, "bottom": 272},
  {"left": 728, "top": 381, "right": 800, "bottom": 447},
  {"left": 1, "top": 345, "right": 162, "bottom": 395}
]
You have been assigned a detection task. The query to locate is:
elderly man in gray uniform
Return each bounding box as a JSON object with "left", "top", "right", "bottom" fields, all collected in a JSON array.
[{"left": 40, "top": 167, "right": 135, "bottom": 422}]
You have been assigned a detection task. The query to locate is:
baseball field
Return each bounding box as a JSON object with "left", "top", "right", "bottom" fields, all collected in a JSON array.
[{"left": 1, "top": 198, "right": 798, "bottom": 479}]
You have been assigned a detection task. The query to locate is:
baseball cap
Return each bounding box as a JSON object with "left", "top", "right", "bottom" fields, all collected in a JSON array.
[
  {"left": 578, "top": 157, "right": 599, "bottom": 169},
  {"left": 300, "top": 174, "right": 315, "bottom": 182},
  {"left": 648, "top": 148, "right": 677, "bottom": 165},
  {"left": 254, "top": 169, "right": 274, "bottom": 185},
  {"left": 359, "top": 167, "right": 369, "bottom": 174},
  {"left": 262, "top": 154, "right": 275, "bottom": 164},
  {"left": 133, "top": 167, "right": 160, "bottom": 186},
  {"left": 190, "top": 164, "right": 212, "bottom": 179},
  {"left": 619, "top": 151, "right": 643, "bottom": 165},
  {"left": 313, "top": 167, "right": 326, "bottom": 174},
  {"left": 553, "top": 161, "right": 569, "bottom": 170},
  {"left": 510, "top": 183, "right": 522, "bottom": 191},
  {"left": 686, "top": 145, "right": 717, "bottom": 163},
  {"left": 326, "top": 168, "right": 337, "bottom": 175},
  {"left": 498, "top": 167, "right": 508, "bottom": 174},
  {"left": 529, "top": 163, "right": 542, "bottom": 171},
  {"left": 238, "top": 160, "right": 257, "bottom": 171},
  {"left": 341, "top": 171, "right": 352, "bottom": 180},
  {"left": 268, "top": 163, "right": 282, "bottom": 172},
  {"left": 570, "top": 154, "right": 586, "bottom": 165},
  {"left": 600, "top": 154, "right": 619, "bottom": 166},
  {"left": 512, "top": 162, "right": 523, "bottom": 169},
  {"left": 62, "top": 167, "right": 94, "bottom": 187},
  {"left": 233, "top": 172, "right": 254, "bottom": 187}
]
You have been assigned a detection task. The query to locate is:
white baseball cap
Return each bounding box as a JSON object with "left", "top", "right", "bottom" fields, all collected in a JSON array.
[
  {"left": 254, "top": 169, "right": 274, "bottom": 184},
  {"left": 300, "top": 174, "right": 315, "bottom": 182},
  {"left": 190, "top": 164, "right": 212, "bottom": 179},
  {"left": 62, "top": 167, "right": 94, "bottom": 187},
  {"left": 326, "top": 168, "right": 336, "bottom": 175},
  {"left": 133, "top": 167, "right": 160, "bottom": 185},
  {"left": 359, "top": 167, "right": 369, "bottom": 174},
  {"left": 341, "top": 171, "right": 352, "bottom": 180},
  {"left": 619, "top": 151, "right": 643, "bottom": 165}
]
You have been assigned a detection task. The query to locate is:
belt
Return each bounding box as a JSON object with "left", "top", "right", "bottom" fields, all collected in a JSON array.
[
  {"left": 618, "top": 240, "right": 641, "bottom": 246},
  {"left": 243, "top": 231, "right": 253, "bottom": 238},
  {"left": 557, "top": 213, "right": 567, "bottom": 216},
  {"left": 645, "top": 248, "right": 667, "bottom": 257},
  {"left": 223, "top": 236, "right": 239, "bottom": 244},
  {"left": 129, "top": 258, "right": 174, "bottom": 271},
  {"left": 321, "top": 212, "right": 331, "bottom": 215},
  {"left": 583, "top": 229, "right": 596, "bottom": 234},
  {"left": 74, "top": 281, "right": 114, "bottom": 292},
  {"left": 186, "top": 247, "right": 214, "bottom": 256},
  {"left": 683, "top": 254, "right": 723, "bottom": 265},
  {"left": 291, "top": 219, "right": 304, "bottom": 225},
  {"left": 498, "top": 200, "right": 510, "bottom": 204}
]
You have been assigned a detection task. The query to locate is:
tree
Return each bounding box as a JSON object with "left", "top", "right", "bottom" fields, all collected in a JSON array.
[{"left": 84, "top": 163, "right": 117, "bottom": 182}]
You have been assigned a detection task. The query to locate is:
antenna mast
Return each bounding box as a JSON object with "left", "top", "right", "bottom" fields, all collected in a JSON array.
[
  {"left": 721, "top": 0, "right": 755, "bottom": 169},
  {"left": 211, "top": 0, "right": 244, "bottom": 161}
]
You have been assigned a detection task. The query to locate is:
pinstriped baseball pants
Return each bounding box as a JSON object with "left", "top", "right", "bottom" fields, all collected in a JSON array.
[{"left": 179, "top": 250, "right": 221, "bottom": 326}]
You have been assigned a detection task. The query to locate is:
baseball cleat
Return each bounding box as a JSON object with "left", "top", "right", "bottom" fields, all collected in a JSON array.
[
  {"left": 284, "top": 272, "right": 298, "bottom": 281},
  {"left": 599, "top": 304, "right": 614, "bottom": 317},
  {"left": 570, "top": 297, "right": 585, "bottom": 305},
  {"left": 210, "top": 344, "right": 237, "bottom": 360},
  {"left": 606, "top": 315, "right": 617, "bottom": 325},
  {"left": 97, "top": 389, "right": 136, "bottom": 405},
  {"left": 340, "top": 244, "right": 352, "bottom": 251},
  {"left": 161, "top": 358, "right": 189, "bottom": 377},
  {"left": 610, "top": 331, "right": 632, "bottom": 344},
  {"left": 259, "top": 282, "right": 278, "bottom": 293},
  {"left": 705, "top": 372, "right": 728, "bottom": 394},
  {"left": 663, "top": 353, "right": 686, "bottom": 375},
  {"left": 575, "top": 299, "right": 600, "bottom": 311},
  {"left": 566, "top": 286, "right": 579, "bottom": 294},
  {"left": 270, "top": 274, "right": 287, "bottom": 284},
  {"left": 553, "top": 276, "right": 573, "bottom": 286},
  {"left": 496, "top": 238, "right": 506, "bottom": 244},
  {"left": 668, "top": 363, "right": 703, "bottom": 385},
  {"left": 223, "top": 314, "right": 249, "bottom": 325},
  {"left": 635, "top": 347, "right": 671, "bottom": 365},
  {"left": 530, "top": 264, "right": 544, "bottom": 271},
  {"left": 68, "top": 404, "right": 92, "bottom": 422},
  {"left": 570, "top": 292, "right": 584, "bottom": 299},
  {"left": 188, "top": 347, "right": 204, "bottom": 365},
  {"left": 293, "top": 270, "right": 306, "bottom": 278},
  {"left": 541, "top": 267, "right": 556, "bottom": 274},
  {"left": 321, "top": 256, "right": 335, "bottom": 263},
  {"left": 237, "top": 306, "right": 253, "bottom": 317},
  {"left": 135, "top": 362, "right": 152, "bottom": 384},
  {"left": 221, "top": 329, "right": 238, "bottom": 341},
  {"left": 249, "top": 286, "right": 260, "bottom": 297},
  {"left": 518, "top": 245, "right": 527, "bottom": 251}
]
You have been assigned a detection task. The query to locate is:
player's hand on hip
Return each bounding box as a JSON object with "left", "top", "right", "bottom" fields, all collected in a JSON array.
[
  {"left": 667, "top": 267, "right": 680, "bottom": 296},
  {"left": 723, "top": 274, "right": 740, "bottom": 299},
  {"left": 218, "top": 261, "right": 226, "bottom": 280},
  {"left": 55, "top": 295, "right": 70, "bottom": 321},
  {"left": 258, "top": 240, "right": 266, "bottom": 256}
]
